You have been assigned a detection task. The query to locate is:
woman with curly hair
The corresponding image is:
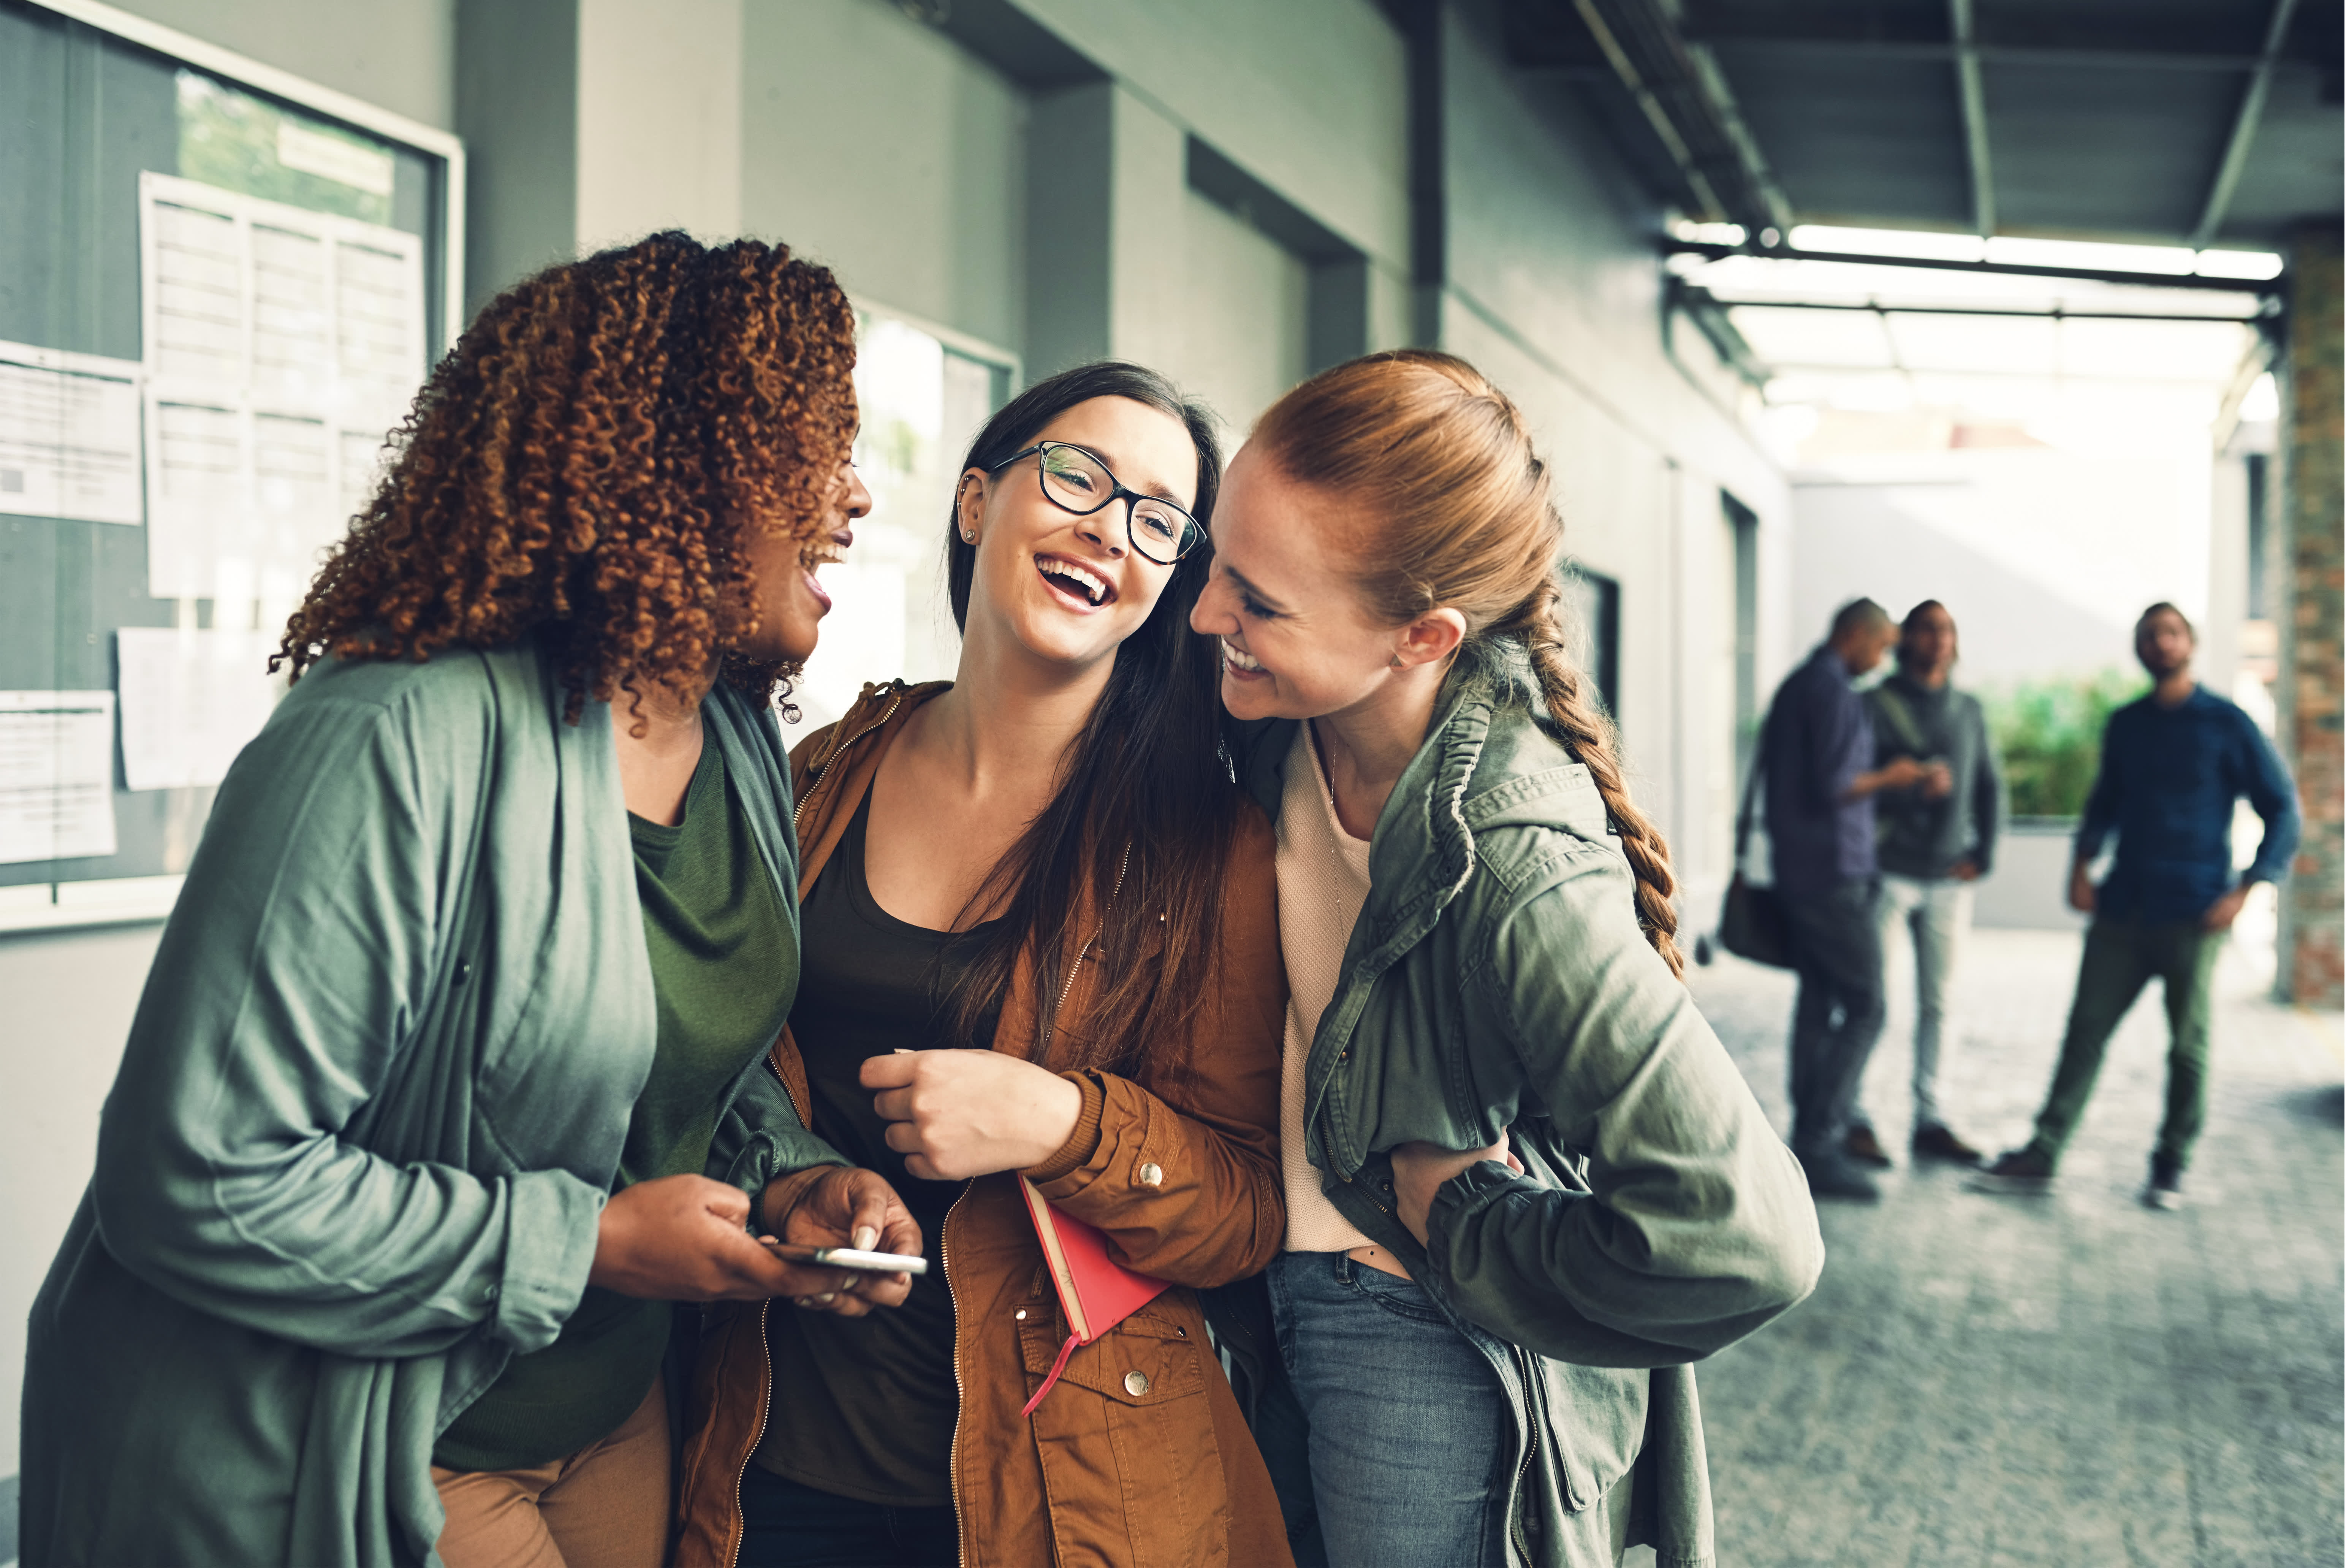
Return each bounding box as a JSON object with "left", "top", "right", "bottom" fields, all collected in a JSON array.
[{"left": 20, "top": 232, "right": 915, "bottom": 1568}]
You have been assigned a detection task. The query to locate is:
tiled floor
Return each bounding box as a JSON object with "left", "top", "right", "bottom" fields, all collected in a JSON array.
[{"left": 1662, "top": 927, "right": 2344, "bottom": 1567}]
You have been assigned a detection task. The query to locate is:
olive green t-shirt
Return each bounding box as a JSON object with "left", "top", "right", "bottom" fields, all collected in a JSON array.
[{"left": 434, "top": 738, "right": 797, "bottom": 1472}]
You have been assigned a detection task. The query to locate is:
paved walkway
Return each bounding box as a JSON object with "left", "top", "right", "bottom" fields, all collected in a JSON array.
[{"left": 1656, "top": 926, "right": 2344, "bottom": 1568}]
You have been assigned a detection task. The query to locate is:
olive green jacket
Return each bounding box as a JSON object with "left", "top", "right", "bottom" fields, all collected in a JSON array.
[
  {"left": 20, "top": 641, "right": 839, "bottom": 1567},
  {"left": 1233, "top": 641, "right": 1824, "bottom": 1568}
]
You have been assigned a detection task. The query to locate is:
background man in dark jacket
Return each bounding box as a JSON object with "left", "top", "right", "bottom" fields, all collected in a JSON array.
[
  {"left": 1844, "top": 600, "right": 2003, "bottom": 1169},
  {"left": 1763, "top": 598, "right": 1931, "bottom": 1201},
  {"left": 1977, "top": 603, "right": 2300, "bottom": 1209}
]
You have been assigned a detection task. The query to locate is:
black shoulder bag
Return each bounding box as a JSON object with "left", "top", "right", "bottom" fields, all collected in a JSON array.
[{"left": 1716, "top": 711, "right": 1796, "bottom": 969}]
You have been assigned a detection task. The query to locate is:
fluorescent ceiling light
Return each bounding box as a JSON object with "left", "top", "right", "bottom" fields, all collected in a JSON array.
[
  {"left": 1672, "top": 221, "right": 1747, "bottom": 246},
  {"left": 1984, "top": 236, "right": 2195, "bottom": 275},
  {"left": 2194, "top": 250, "right": 2285, "bottom": 280},
  {"left": 1790, "top": 225, "right": 1985, "bottom": 263}
]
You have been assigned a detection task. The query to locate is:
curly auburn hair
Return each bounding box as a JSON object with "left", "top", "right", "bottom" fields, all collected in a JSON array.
[{"left": 275, "top": 231, "right": 858, "bottom": 719}]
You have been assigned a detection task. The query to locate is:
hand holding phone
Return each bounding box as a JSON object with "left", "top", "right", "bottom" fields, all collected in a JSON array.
[
  {"left": 761, "top": 1239, "right": 929, "bottom": 1275},
  {"left": 764, "top": 1166, "right": 923, "bottom": 1315}
]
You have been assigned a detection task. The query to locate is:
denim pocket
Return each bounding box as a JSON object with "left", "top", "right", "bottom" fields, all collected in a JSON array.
[{"left": 1339, "top": 1262, "right": 1450, "bottom": 1326}]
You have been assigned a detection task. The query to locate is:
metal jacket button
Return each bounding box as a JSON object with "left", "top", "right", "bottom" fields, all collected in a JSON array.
[
  {"left": 1137, "top": 1162, "right": 1164, "bottom": 1187},
  {"left": 1124, "top": 1370, "right": 1149, "bottom": 1397}
]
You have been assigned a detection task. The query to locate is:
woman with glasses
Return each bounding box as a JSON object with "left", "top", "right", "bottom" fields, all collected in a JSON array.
[
  {"left": 1192, "top": 351, "right": 1824, "bottom": 1568},
  {"left": 674, "top": 362, "right": 1293, "bottom": 1568}
]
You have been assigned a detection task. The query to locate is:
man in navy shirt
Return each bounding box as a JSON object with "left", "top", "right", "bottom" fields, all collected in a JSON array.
[
  {"left": 1978, "top": 603, "right": 2300, "bottom": 1208},
  {"left": 1763, "top": 598, "right": 1933, "bottom": 1200}
]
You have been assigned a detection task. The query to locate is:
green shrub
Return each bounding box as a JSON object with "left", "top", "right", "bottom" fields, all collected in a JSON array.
[{"left": 1980, "top": 671, "right": 2142, "bottom": 820}]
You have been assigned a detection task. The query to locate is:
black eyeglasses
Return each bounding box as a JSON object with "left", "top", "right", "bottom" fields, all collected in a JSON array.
[{"left": 986, "top": 441, "right": 1203, "bottom": 565}]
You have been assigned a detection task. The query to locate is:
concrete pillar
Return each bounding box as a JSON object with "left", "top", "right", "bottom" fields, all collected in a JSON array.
[
  {"left": 2278, "top": 224, "right": 2344, "bottom": 1009},
  {"left": 575, "top": 0, "right": 742, "bottom": 254},
  {"left": 456, "top": 0, "right": 578, "bottom": 317},
  {"left": 1022, "top": 82, "right": 1184, "bottom": 381},
  {"left": 454, "top": 0, "right": 744, "bottom": 318}
]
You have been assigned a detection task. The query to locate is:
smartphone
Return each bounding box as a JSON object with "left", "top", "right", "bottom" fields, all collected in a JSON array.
[{"left": 762, "top": 1239, "right": 929, "bottom": 1275}]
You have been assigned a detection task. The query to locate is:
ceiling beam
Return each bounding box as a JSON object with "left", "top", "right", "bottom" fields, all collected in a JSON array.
[
  {"left": 1569, "top": 0, "right": 1791, "bottom": 236},
  {"left": 1949, "top": 0, "right": 1994, "bottom": 239},
  {"left": 1681, "top": 2, "right": 2301, "bottom": 64},
  {"left": 1699, "top": 295, "right": 2269, "bottom": 325},
  {"left": 2191, "top": 0, "right": 2303, "bottom": 249},
  {"left": 1569, "top": 0, "right": 1727, "bottom": 221},
  {"left": 1704, "top": 38, "right": 2282, "bottom": 74},
  {"left": 1664, "top": 241, "right": 2289, "bottom": 297}
]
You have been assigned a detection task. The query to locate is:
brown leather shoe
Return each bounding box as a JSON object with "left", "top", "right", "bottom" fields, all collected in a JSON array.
[
  {"left": 1843, "top": 1125, "right": 1894, "bottom": 1168},
  {"left": 1967, "top": 1146, "right": 2056, "bottom": 1194},
  {"left": 1911, "top": 1123, "right": 1984, "bottom": 1164}
]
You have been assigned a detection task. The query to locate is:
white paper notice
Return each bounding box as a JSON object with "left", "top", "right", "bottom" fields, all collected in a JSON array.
[
  {"left": 139, "top": 171, "right": 427, "bottom": 601},
  {"left": 0, "top": 691, "right": 118, "bottom": 864},
  {"left": 116, "top": 630, "right": 283, "bottom": 792},
  {"left": 0, "top": 341, "right": 145, "bottom": 527}
]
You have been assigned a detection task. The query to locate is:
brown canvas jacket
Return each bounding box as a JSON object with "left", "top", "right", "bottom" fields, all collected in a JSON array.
[{"left": 674, "top": 680, "right": 1295, "bottom": 1568}]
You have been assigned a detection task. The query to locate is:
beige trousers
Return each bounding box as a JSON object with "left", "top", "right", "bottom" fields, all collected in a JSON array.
[{"left": 431, "top": 1376, "right": 671, "bottom": 1568}]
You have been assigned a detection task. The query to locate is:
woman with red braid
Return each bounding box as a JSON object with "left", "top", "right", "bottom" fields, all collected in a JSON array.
[{"left": 1195, "top": 351, "right": 1825, "bottom": 1568}]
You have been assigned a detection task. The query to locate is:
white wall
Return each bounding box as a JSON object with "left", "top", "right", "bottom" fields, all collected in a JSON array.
[
  {"left": 1171, "top": 189, "right": 1310, "bottom": 447},
  {"left": 1790, "top": 446, "right": 2215, "bottom": 684},
  {"left": 1019, "top": 0, "right": 1410, "bottom": 274},
  {"left": 576, "top": 0, "right": 743, "bottom": 250},
  {"left": 104, "top": 0, "right": 456, "bottom": 130},
  {"left": 739, "top": 0, "right": 1030, "bottom": 356},
  {"left": 0, "top": 924, "right": 167, "bottom": 1483},
  {"left": 1436, "top": 7, "right": 1792, "bottom": 906}
]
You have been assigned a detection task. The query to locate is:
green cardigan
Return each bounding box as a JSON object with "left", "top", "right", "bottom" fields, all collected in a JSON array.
[{"left": 20, "top": 641, "right": 842, "bottom": 1567}]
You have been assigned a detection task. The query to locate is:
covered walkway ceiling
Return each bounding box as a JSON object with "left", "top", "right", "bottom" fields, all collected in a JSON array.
[
  {"left": 1494, "top": 0, "right": 2337, "bottom": 438},
  {"left": 1506, "top": 0, "right": 2343, "bottom": 250}
]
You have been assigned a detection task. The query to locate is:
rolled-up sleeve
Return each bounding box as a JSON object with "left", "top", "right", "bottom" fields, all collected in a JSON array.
[{"left": 1421, "top": 848, "right": 1824, "bottom": 1367}]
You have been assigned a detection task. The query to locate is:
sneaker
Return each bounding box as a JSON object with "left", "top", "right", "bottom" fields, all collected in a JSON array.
[
  {"left": 1843, "top": 1125, "right": 1895, "bottom": 1169},
  {"left": 1968, "top": 1147, "right": 2055, "bottom": 1195},
  {"left": 1799, "top": 1150, "right": 1882, "bottom": 1203},
  {"left": 1911, "top": 1123, "right": 1985, "bottom": 1166},
  {"left": 2141, "top": 1154, "right": 2186, "bottom": 1210}
]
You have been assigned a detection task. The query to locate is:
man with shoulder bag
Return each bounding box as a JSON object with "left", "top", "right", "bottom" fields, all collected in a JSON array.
[
  {"left": 1741, "top": 600, "right": 1933, "bottom": 1202},
  {"left": 1840, "top": 600, "right": 2001, "bottom": 1170}
]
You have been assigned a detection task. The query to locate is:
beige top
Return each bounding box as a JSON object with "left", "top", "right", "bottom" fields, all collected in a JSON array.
[{"left": 1274, "top": 724, "right": 1377, "bottom": 1254}]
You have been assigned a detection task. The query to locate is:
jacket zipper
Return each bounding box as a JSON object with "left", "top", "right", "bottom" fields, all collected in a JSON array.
[
  {"left": 1048, "top": 842, "right": 1130, "bottom": 1031},
  {"left": 791, "top": 684, "right": 905, "bottom": 835},
  {"left": 1507, "top": 1346, "right": 1537, "bottom": 1563},
  {"left": 726, "top": 1296, "right": 776, "bottom": 1568},
  {"left": 942, "top": 1188, "right": 972, "bottom": 1566},
  {"left": 960, "top": 842, "right": 1125, "bottom": 1559}
]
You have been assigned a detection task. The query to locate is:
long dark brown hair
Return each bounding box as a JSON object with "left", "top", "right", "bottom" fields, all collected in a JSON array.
[
  {"left": 940, "top": 363, "right": 1239, "bottom": 1070},
  {"left": 274, "top": 231, "right": 858, "bottom": 720},
  {"left": 1252, "top": 349, "right": 1685, "bottom": 977}
]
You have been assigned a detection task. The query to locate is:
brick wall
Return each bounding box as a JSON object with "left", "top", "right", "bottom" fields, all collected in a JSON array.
[{"left": 2280, "top": 225, "right": 2344, "bottom": 1009}]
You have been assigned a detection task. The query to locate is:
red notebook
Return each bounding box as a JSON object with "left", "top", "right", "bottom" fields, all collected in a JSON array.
[{"left": 1018, "top": 1176, "right": 1171, "bottom": 1416}]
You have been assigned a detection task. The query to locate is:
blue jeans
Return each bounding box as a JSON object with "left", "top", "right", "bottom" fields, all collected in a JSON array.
[
  {"left": 1266, "top": 1251, "right": 1514, "bottom": 1568},
  {"left": 738, "top": 1465, "right": 957, "bottom": 1567}
]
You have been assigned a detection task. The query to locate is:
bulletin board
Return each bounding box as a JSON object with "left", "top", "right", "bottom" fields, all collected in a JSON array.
[{"left": 0, "top": 0, "right": 463, "bottom": 931}]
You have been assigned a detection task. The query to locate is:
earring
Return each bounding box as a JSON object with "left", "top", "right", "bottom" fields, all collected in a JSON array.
[
  {"left": 1390, "top": 652, "right": 1405, "bottom": 668},
  {"left": 962, "top": 530, "right": 975, "bottom": 543}
]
